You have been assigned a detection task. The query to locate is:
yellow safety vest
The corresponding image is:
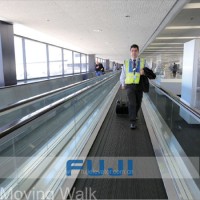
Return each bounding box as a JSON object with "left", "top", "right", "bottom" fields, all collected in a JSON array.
[{"left": 125, "top": 58, "right": 145, "bottom": 84}]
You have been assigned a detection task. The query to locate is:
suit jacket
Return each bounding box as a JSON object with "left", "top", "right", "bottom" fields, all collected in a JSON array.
[
  {"left": 138, "top": 67, "right": 156, "bottom": 93},
  {"left": 143, "top": 67, "right": 156, "bottom": 79}
]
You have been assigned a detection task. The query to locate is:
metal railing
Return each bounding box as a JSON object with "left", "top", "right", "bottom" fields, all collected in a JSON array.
[{"left": 0, "top": 72, "right": 118, "bottom": 139}]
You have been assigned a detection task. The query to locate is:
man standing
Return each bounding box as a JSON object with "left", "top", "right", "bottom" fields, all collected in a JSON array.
[
  {"left": 95, "top": 61, "right": 104, "bottom": 76},
  {"left": 120, "top": 44, "right": 148, "bottom": 129},
  {"left": 172, "top": 62, "right": 178, "bottom": 78}
]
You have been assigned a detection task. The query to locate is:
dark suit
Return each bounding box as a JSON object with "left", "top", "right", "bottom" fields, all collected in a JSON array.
[{"left": 126, "top": 67, "right": 156, "bottom": 122}]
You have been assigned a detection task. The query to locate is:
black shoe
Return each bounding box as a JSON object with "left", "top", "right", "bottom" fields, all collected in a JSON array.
[{"left": 130, "top": 123, "right": 136, "bottom": 129}]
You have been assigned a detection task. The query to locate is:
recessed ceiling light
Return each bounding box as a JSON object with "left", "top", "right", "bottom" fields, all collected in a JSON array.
[
  {"left": 93, "top": 29, "right": 102, "bottom": 32},
  {"left": 184, "top": 3, "right": 200, "bottom": 9},
  {"left": 105, "top": 42, "right": 110, "bottom": 45},
  {"left": 166, "top": 26, "right": 200, "bottom": 29}
]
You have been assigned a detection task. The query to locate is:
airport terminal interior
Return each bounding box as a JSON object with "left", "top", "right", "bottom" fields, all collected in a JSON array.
[{"left": 0, "top": 0, "right": 200, "bottom": 199}]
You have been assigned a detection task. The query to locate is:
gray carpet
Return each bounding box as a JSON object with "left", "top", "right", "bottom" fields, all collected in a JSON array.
[{"left": 68, "top": 89, "right": 168, "bottom": 199}]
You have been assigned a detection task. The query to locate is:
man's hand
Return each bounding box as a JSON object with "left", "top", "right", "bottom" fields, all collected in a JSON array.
[
  {"left": 140, "top": 69, "right": 144, "bottom": 75},
  {"left": 121, "top": 85, "right": 125, "bottom": 90}
]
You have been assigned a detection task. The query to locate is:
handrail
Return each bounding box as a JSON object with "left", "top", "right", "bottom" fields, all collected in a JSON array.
[
  {"left": 149, "top": 80, "right": 200, "bottom": 119},
  {"left": 0, "top": 72, "right": 113, "bottom": 113},
  {"left": 0, "top": 73, "right": 119, "bottom": 139},
  {"left": 0, "top": 72, "right": 95, "bottom": 89}
]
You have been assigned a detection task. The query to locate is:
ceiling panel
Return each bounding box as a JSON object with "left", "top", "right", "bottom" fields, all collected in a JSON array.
[
  {"left": 140, "top": 0, "right": 200, "bottom": 65},
  {"left": 190, "top": 0, "right": 200, "bottom": 2},
  {"left": 0, "top": 0, "right": 187, "bottom": 63},
  {"left": 157, "top": 28, "right": 200, "bottom": 37},
  {"left": 170, "top": 9, "right": 200, "bottom": 26}
]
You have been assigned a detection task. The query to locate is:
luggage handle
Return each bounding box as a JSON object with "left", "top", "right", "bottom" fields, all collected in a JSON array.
[{"left": 119, "top": 87, "right": 128, "bottom": 102}]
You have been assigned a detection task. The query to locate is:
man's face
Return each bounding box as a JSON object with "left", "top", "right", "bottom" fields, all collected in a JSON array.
[{"left": 130, "top": 47, "right": 139, "bottom": 59}]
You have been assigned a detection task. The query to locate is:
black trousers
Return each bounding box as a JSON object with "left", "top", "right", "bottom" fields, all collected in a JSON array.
[{"left": 125, "top": 84, "right": 143, "bottom": 122}]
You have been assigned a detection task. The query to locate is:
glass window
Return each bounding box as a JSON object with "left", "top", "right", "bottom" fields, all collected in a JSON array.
[
  {"left": 81, "top": 54, "right": 87, "bottom": 73},
  {"left": 25, "top": 39, "right": 47, "bottom": 79},
  {"left": 14, "top": 36, "right": 24, "bottom": 80},
  {"left": 64, "top": 49, "right": 73, "bottom": 74},
  {"left": 73, "top": 52, "right": 81, "bottom": 73},
  {"left": 48, "top": 45, "right": 63, "bottom": 76},
  {"left": 86, "top": 55, "right": 89, "bottom": 72}
]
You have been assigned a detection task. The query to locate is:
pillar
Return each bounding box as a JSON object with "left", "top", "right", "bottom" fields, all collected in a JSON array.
[
  {"left": 88, "top": 54, "right": 96, "bottom": 72},
  {"left": 105, "top": 59, "right": 110, "bottom": 71},
  {"left": 0, "top": 21, "right": 17, "bottom": 86},
  {"left": 180, "top": 39, "right": 200, "bottom": 124}
]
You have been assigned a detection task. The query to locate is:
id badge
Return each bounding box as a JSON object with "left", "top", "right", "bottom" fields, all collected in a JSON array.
[{"left": 134, "top": 75, "right": 137, "bottom": 80}]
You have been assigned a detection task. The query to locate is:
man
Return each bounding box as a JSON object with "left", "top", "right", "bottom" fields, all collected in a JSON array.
[
  {"left": 113, "top": 62, "right": 117, "bottom": 72},
  {"left": 120, "top": 44, "right": 148, "bottom": 129},
  {"left": 172, "top": 62, "right": 177, "bottom": 78},
  {"left": 95, "top": 61, "right": 104, "bottom": 76}
]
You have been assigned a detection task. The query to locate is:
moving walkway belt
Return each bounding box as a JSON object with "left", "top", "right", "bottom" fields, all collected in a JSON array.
[{"left": 68, "top": 89, "right": 168, "bottom": 199}]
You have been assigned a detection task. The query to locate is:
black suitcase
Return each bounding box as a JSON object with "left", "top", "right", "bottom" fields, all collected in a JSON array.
[{"left": 116, "top": 100, "right": 129, "bottom": 114}]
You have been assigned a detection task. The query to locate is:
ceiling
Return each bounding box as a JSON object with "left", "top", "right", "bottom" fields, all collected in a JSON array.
[
  {"left": 0, "top": 0, "right": 191, "bottom": 63},
  {"left": 141, "top": 0, "right": 200, "bottom": 64}
]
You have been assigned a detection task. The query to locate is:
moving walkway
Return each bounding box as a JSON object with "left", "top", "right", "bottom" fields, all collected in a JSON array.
[{"left": 0, "top": 71, "right": 199, "bottom": 200}]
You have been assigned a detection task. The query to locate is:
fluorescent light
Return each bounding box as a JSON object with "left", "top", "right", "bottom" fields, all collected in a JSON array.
[
  {"left": 146, "top": 47, "right": 183, "bottom": 49},
  {"left": 105, "top": 42, "right": 110, "bottom": 45},
  {"left": 166, "top": 26, "right": 200, "bottom": 29},
  {"left": 156, "top": 37, "right": 200, "bottom": 39},
  {"left": 150, "top": 43, "right": 183, "bottom": 45},
  {"left": 184, "top": 3, "right": 200, "bottom": 9},
  {"left": 143, "top": 52, "right": 182, "bottom": 54},
  {"left": 144, "top": 50, "right": 183, "bottom": 52}
]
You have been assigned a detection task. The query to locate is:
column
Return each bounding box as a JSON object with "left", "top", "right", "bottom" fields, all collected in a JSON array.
[
  {"left": 88, "top": 54, "right": 96, "bottom": 72},
  {"left": 105, "top": 59, "right": 110, "bottom": 71},
  {"left": 146, "top": 58, "right": 153, "bottom": 69},
  {"left": 156, "top": 55, "right": 162, "bottom": 77},
  {"left": 109, "top": 61, "right": 114, "bottom": 70},
  {"left": 0, "top": 21, "right": 17, "bottom": 86},
  {"left": 180, "top": 39, "right": 200, "bottom": 124}
]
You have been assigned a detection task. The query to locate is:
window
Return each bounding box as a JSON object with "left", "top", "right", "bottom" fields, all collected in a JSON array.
[
  {"left": 48, "top": 45, "right": 63, "bottom": 76},
  {"left": 25, "top": 39, "right": 47, "bottom": 79},
  {"left": 14, "top": 35, "right": 88, "bottom": 80},
  {"left": 14, "top": 36, "right": 24, "bottom": 80},
  {"left": 86, "top": 55, "right": 89, "bottom": 72},
  {"left": 73, "top": 52, "right": 81, "bottom": 73},
  {"left": 81, "top": 54, "right": 87, "bottom": 73},
  {"left": 64, "top": 49, "right": 73, "bottom": 74}
]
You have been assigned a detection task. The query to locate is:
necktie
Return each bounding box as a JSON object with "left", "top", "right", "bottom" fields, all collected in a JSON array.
[{"left": 133, "top": 59, "right": 136, "bottom": 71}]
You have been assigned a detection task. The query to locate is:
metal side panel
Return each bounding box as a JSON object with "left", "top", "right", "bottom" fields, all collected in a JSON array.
[
  {"left": 54, "top": 82, "right": 121, "bottom": 200},
  {"left": 142, "top": 94, "right": 200, "bottom": 200}
]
